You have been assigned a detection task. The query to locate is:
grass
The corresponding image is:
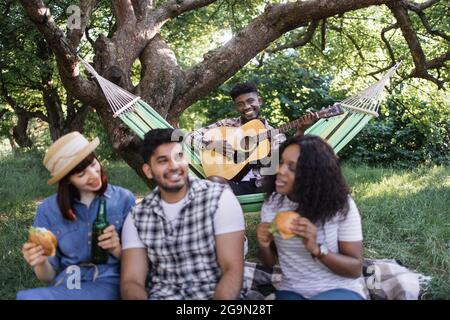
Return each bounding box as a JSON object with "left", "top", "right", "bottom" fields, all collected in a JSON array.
[{"left": 1, "top": 152, "right": 449, "bottom": 299}]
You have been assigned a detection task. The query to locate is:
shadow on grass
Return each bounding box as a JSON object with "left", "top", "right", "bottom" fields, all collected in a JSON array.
[
  {"left": 350, "top": 166, "right": 449, "bottom": 299},
  {"left": 1, "top": 151, "right": 448, "bottom": 299}
]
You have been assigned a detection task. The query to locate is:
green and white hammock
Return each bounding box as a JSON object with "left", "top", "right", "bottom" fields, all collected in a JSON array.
[{"left": 80, "top": 58, "right": 399, "bottom": 212}]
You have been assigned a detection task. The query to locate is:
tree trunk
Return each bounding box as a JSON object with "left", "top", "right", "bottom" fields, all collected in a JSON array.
[
  {"left": 66, "top": 95, "right": 91, "bottom": 133},
  {"left": 12, "top": 110, "right": 32, "bottom": 148}
]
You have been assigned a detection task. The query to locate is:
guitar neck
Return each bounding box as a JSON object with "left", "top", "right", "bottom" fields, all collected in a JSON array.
[
  {"left": 254, "top": 103, "right": 343, "bottom": 142},
  {"left": 257, "top": 112, "right": 319, "bottom": 141}
]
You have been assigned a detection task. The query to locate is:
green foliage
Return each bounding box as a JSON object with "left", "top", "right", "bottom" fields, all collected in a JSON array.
[
  {"left": 82, "top": 111, "right": 119, "bottom": 161},
  {"left": 0, "top": 2, "right": 49, "bottom": 116},
  {"left": 0, "top": 109, "right": 15, "bottom": 153},
  {"left": 180, "top": 53, "right": 335, "bottom": 132},
  {"left": 162, "top": 0, "right": 265, "bottom": 68},
  {"left": 2, "top": 2, "right": 448, "bottom": 168},
  {"left": 0, "top": 0, "right": 92, "bottom": 146},
  {"left": 340, "top": 80, "right": 450, "bottom": 167}
]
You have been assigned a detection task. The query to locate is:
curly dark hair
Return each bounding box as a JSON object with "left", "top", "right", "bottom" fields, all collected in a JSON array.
[
  {"left": 263, "top": 135, "right": 351, "bottom": 226},
  {"left": 229, "top": 82, "right": 259, "bottom": 101}
]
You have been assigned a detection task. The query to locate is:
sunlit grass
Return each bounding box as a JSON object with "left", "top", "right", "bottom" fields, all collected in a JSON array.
[{"left": 1, "top": 152, "right": 448, "bottom": 299}]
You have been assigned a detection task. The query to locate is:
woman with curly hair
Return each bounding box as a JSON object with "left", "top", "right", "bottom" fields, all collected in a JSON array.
[{"left": 256, "top": 135, "right": 366, "bottom": 300}]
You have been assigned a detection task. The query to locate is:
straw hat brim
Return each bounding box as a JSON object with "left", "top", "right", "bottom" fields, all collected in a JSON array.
[{"left": 47, "top": 137, "right": 100, "bottom": 185}]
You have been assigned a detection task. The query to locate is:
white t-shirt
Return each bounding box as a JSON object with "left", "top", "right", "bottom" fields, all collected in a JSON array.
[
  {"left": 261, "top": 193, "right": 366, "bottom": 299},
  {"left": 122, "top": 188, "right": 245, "bottom": 250}
]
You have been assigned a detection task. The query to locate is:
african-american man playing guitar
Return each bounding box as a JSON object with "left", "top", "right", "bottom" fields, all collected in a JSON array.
[{"left": 186, "top": 82, "right": 317, "bottom": 196}]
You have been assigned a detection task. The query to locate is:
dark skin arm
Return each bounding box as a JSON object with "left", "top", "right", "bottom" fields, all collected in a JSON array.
[
  {"left": 291, "top": 217, "right": 363, "bottom": 278},
  {"left": 256, "top": 222, "right": 278, "bottom": 267},
  {"left": 316, "top": 241, "right": 363, "bottom": 278}
]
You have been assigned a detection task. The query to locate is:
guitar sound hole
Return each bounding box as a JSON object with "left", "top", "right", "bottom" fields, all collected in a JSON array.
[{"left": 240, "top": 136, "right": 256, "bottom": 151}]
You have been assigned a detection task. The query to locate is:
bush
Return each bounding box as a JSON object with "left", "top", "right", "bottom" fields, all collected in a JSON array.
[{"left": 340, "top": 97, "right": 450, "bottom": 167}]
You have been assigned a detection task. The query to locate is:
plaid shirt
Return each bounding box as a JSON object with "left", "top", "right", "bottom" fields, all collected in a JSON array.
[
  {"left": 132, "top": 176, "right": 227, "bottom": 300},
  {"left": 185, "top": 117, "right": 286, "bottom": 182}
]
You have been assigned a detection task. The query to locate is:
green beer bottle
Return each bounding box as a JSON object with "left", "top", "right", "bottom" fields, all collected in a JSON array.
[{"left": 91, "top": 197, "right": 109, "bottom": 264}]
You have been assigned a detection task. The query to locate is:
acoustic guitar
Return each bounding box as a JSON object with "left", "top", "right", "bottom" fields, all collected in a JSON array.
[{"left": 201, "top": 103, "right": 344, "bottom": 180}]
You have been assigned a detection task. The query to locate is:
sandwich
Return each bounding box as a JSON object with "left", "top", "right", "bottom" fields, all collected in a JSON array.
[
  {"left": 28, "top": 227, "right": 58, "bottom": 256},
  {"left": 269, "top": 211, "right": 300, "bottom": 240}
]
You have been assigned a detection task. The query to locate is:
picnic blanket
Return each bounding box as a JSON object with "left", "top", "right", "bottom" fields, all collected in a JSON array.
[{"left": 243, "top": 259, "right": 432, "bottom": 300}]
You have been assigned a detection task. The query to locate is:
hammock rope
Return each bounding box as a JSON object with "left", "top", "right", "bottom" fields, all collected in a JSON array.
[
  {"left": 305, "top": 62, "right": 401, "bottom": 153},
  {"left": 79, "top": 57, "right": 400, "bottom": 212}
]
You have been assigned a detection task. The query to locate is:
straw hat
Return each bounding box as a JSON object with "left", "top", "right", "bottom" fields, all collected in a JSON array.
[{"left": 43, "top": 132, "right": 100, "bottom": 185}]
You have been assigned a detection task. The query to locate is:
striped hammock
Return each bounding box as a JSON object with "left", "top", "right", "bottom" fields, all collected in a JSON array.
[{"left": 80, "top": 57, "right": 400, "bottom": 212}]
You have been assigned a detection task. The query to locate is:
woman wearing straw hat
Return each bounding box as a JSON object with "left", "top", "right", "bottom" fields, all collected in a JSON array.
[{"left": 16, "top": 132, "right": 135, "bottom": 300}]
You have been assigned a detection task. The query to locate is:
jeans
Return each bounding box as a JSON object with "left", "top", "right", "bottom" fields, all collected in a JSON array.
[
  {"left": 275, "top": 289, "right": 365, "bottom": 300},
  {"left": 16, "top": 280, "right": 120, "bottom": 300}
]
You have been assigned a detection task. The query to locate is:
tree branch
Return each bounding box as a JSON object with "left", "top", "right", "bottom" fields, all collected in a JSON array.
[
  {"left": 426, "top": 51, "right": 450, "bottom": 70},
  {"left": 85, "top": 26, "right": 96, "bottom": 48},
  {"left": 131, "top": 0, "right": 154, "bottom": 20},
  {"left": 329, "top": 25, "right": 365, "bottom": 61},
  {"left": 268, "top": 21, "right": 318, "bottom": 53},
  {"left": 156, "top": 0, "right": 218, "bottom": 21},
  {"left": 168, "top": 0, "right": 393, "bottom": 122},
  {"left": 19, "top": 0, "right": 104, "bottom": 106},
  {"left": 410, "top": 5, "right": 450, "bottom": 42},
  {"left": 0, "top": 109, "right": 8, "bottom": 120},
  {"left": 366, "top": 64, "right": 396, "bottom": 78},
  {"left": 136, "top": 34, "right": 184, "bottom": 118},
  {"left": 320, "top": 19, "right": 327, "bottom": 52},
  {"left": 112, "top": 0, "right": 137, "bottom": 30},
  {"left": 404, "top": 0, "right": 439, "bottom": 11},
  {"left": 380, "top": 23, "right": 398, "bottom": 66},
  {"left": 67, "top": 0, "right": 98, "bottom": 49},
  {"left": 388, "top": 1, "right": 444, "bottom": 88}
]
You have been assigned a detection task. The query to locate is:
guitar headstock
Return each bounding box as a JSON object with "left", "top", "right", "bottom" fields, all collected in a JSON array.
[{"left": 317, "top": 103, "right": 344, "bottom": 119}]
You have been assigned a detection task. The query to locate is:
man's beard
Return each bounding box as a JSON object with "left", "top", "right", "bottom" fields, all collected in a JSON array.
[
  {"left": 159, "top": 182, "right": 186, "bottom": 193},
  {"left": 154, "top": 174, "right": 188, "bottom": 193}
]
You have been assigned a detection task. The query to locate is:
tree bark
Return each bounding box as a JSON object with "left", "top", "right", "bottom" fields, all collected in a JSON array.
[{"left": 12, "top": 110, "right": 33, "bottom": 148}]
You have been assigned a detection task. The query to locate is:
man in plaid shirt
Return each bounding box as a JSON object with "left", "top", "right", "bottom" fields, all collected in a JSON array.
[
  {"left": 120, "top": 129, "right": 245, "bottom": 300},
  {"left": 186, "top": 82, "right": 315, "bottom": 195}
]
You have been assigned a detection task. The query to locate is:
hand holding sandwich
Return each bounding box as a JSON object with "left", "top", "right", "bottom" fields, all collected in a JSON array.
[
  {"left": 256, "top": 223, "right": 274, "bottom": 248},
  {"left": 290, "top": 217, "right": 319, "bottom": 257},
  {"left": 22, "top": 227, "right": 58, "bottom": 283},
  {"left": 22, "top": 242, "right": 48, "bottom": 268},
  {"left": 260, "top": 211, "right": 320, "bottom": 257}
]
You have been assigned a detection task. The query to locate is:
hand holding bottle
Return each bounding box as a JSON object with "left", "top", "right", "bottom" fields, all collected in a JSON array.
[{"left": 97, "top": 225, "right": 121, "bottom": 259}]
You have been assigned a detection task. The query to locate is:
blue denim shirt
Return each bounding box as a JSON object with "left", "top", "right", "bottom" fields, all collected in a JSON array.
[{"left": 33, "top": 184, "right": 135, "bottom": 284}]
